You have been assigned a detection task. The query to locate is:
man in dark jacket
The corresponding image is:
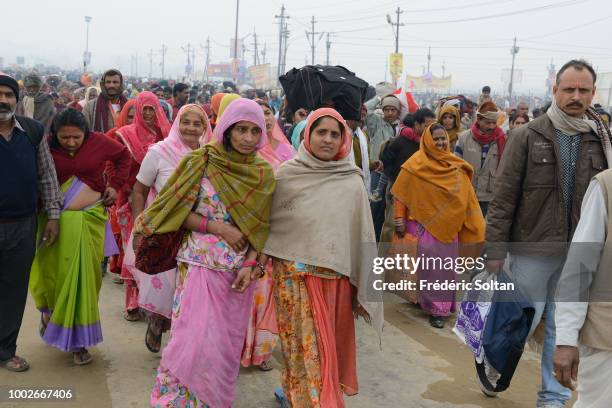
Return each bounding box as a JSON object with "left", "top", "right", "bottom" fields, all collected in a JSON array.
[
  {"left": 486, "top": 59, "right": 610, "bottom": 406},
  {"left": 0, "top": 75, "right": 63, "bottom": 372}
]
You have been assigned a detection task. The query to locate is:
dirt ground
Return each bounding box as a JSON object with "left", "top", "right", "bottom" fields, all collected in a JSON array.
[{"left": 0, "top": 273, "right": 576, "bottom": 408}]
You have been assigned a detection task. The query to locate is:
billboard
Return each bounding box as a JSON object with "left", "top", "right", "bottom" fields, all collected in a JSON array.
[
  {"left": 405, "top": 73, "right": 452, "bottom": 91},
  {"left": 208, "top": 63, "right": 233, "bottom": 79},
  {"left": 248, "top": 64, "right": 272, "bottom": 89}
]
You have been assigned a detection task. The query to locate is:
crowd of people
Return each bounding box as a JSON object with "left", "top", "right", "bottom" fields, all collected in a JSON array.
[{"left": 0, "top": 57, "right": 611, "bottom": 408}]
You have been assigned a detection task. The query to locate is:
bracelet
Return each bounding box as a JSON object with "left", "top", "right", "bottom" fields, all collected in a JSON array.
[
  {"left": 198, "top": 216, "right": 208, "bottom": 233},
  {"left": 242, "top": 260, "right": 257, "bottom": 268},
  {"left": 256, "top": 262, "right": 266, "bottom": 277}
]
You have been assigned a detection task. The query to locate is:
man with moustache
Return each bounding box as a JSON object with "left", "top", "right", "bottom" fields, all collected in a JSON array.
[
  {"left": 15, "top": 73, "right": 56, "bottom": 135},
  {"left": 83, "top": 69, "right": 128, "bottom": 132},
  {"left": 486, "top": 60, "right": 611, "bottom": 406},
  {"left": 0, "top": 75, "right": 62, "bottom": 372},
  {"left": 455, "top": 101, "right": 507, "bottom": 217}
]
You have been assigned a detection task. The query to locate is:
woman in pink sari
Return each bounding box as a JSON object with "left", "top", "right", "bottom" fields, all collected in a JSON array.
[
  {"left": 240, "top": 99, "right": 296, "bottom": 371},
  {"left": 114, "top": 91, "right": 171, "bottom": 321},
  {"left": 129, "top": 104, "right": 211, "bottom": 352},
  {"left": 135, "top": 99, "right": 275, "bottom": 407},
  {"left": 256, "top": 99, "right": 296, "bottom": 167}
]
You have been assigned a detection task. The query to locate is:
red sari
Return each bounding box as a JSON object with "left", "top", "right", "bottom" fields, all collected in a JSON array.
[
  {"left": 112, "top": 92, "right": 171, "bottom": 312},
  {"left": 105, "top": 99, "right": 137, "bottom": 276}
]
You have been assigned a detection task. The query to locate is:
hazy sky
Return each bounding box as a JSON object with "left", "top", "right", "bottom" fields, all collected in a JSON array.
[{"left": 3, "top": 0, "right": 612, "bottom": 95}]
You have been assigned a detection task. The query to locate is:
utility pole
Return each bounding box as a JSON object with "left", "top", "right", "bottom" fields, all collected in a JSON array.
[
  {"left": 386, "top": 7, "right": 404, "bottom": 87},
  {"left": 201, "top": 37, "right": 210, "bottom": 83},
  {"left": 182, "top": 43, "right": 193, "bottom": 80},
  {"left": 131, "top": 53, "right": 138, "bottom": 78},
  {"left": 233, "top": 0, "right": 240, "bottom": 83},
  {"left": 326, "top": 33, "right": 331, "bottom": 65},
  {"left": 386, "top": 7, "right": 403, "bottom": 54},
  {"left": 261, "top": 42, "right": 267, "bottom": 64},
  {"left": 394, "top": 7, "right": 402, "bottom": 53},
  {"left": 252, "top": 29, "right": 259, "bottom": 66},
  {"left": 275, "top": 5, "right": 289, "bottom": 78},
  {"left": 310, "top": 16, "right": 316, "bottom": 65},
  {"left": 427, "top": 46, "right": 431, "bottom": 74},
  {"left": 442, "top": 61, "right": 446, "bottom": 78},
  {"left": 508, "top": 37, "right": 519, "bottom": 99},
  {"left": 192, "top": 48, "right": 196, "bottom": 78},
  {"left": 160, "top": 44, "right": 167, "bottom": 79},
  {"left": 83, "top": 16, "right": 92, "bottom": 73},
  {"left": 148, "top": 49, "right": 153, "bottom": 78},
  {"left": 305, "top": 16, "right": 323, "bottom": 65}
]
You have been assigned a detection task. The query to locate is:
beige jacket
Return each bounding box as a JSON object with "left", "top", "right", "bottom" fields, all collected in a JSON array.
[{"left": 455, "top": 129, "right": 500, "bottom": 202}]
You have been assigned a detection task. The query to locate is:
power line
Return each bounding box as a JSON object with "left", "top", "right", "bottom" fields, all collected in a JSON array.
[
  {"left": 522, "top": 14, "right": 612, "bottom": 40},
  {"left": 402, "top": 0, "right": 589, "bottom": 25},
  {"left": 316, "top": 0, "right": 515, "bottom": 23}
]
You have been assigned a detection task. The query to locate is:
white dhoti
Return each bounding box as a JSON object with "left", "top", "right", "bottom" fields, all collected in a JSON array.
[{"left": 574, "top": 345, "right": 612, "bottom": 408}]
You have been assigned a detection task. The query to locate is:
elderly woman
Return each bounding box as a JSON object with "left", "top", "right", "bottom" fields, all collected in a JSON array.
[
  {"left": 30, "top": 108, "right": 130, "bottom": 365},
  {"left": 263, "top": 108, "right": 383, "bottom": 408},
  {"left": 134, "top": 98, "right": 275, "bottom": 407},
  {"left": 392, "top": 123, "right": 485, "bottom": 328},
  {"left": 128, "top": 104, "right": 211, "bottom": 353},
  {"left": 114, "top": 92, "right": 171, "bottom": 321}
]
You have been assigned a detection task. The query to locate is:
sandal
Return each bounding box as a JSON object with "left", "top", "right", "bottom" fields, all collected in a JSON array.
[
  {"left": 123, "top": 309, "right": 142, "bottom": 322},
  {"left": 145, "top": 323, "right": 162, "bottom": 353},
  {"left": 429, "top": 315, "right": 446, "bottom": 329},
  {"left": 73, "top": 348, "right": 92, "bottom": 365},
  {"left": 259, "top": 360, "right": 273, "bottom": 371},
  {"left": 1, "top": 355, "right": 30, "bottom": 372},
  {"left": 112, "top": 275, "right": 123, "bottom": 284},
  {"left": 274, "top": 387, "right": 290, "bottom": 408},
  {"left": 39, "top": 312, "right": 50, "bottom": 338}
]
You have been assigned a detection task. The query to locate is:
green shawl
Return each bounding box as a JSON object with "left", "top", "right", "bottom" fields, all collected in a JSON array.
[{"left": 134, "top": 141, "right": 275, "bottom": 252}]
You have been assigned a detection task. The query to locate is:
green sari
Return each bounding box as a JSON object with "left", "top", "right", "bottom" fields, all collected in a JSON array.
[{"left": 29, "top": 177, "right": 106, "bottom": 352}]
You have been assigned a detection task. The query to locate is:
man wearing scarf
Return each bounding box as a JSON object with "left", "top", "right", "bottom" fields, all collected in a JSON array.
[
  {"left": 83, "top": 69, "right": 128, "bottom": 133},
  {"left": 455, "top": 101, "right": 506, "bottom": 217},
  {"left": 486, "top": 59, "right": 611, "bottom": 407},
  {"left": 15, "top": 74, "right": 56, "bottom": 135}
]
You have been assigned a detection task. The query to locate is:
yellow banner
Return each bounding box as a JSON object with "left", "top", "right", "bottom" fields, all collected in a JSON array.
[
  {"left": 389, "top": 53, "right": 404, "bottom": 78},
  {"left": 405, "top": 74, "right": 452, "bottom": 91}
]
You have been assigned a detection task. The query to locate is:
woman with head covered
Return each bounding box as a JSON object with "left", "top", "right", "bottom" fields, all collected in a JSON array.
[
  {"left": 392, "top": 123, "right": 485, "bottom": 329},
  {"left": 135, "top": 98, "right": 275, "bottom": 407},
  {"left": 263, "top": 108, "right": 383, "bottom": 408}
]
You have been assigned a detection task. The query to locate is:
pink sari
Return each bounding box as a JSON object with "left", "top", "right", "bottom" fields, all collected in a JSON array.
[{"left": 128, "top": 104, "right": 210, "bottom": 319}]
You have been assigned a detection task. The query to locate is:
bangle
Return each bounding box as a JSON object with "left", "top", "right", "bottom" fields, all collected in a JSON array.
[
  {"left": 242, "top": 260, "right": 257, "bottom": 268},
  {"left": 256, "top": 261, "right": 266, "bottom": 275},
  {"left": 198, "top": 216, "right": 208, "bottom": 233}
]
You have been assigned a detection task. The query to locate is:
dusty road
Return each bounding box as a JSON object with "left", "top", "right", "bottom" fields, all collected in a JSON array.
[{"left": 0, "top": 273, "right": 575, "bottom": 408}]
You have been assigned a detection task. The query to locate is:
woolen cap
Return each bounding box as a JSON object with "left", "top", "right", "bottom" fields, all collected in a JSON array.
[{"left": 0, "top": 75, "right": 20, "bottom": 102}]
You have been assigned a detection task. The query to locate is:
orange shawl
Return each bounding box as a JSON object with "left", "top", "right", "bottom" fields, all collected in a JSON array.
[{"left": 391, "top": 124, "right": 485, "bottom": 244}]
